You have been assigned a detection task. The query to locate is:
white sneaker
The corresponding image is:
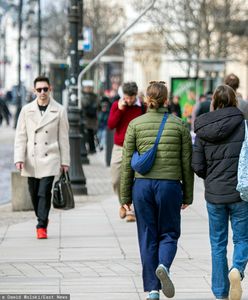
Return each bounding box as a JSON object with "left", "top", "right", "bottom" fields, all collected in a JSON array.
[
  {"left": 229, "top": 268, "right": 242, "bottom": 300},
  {"left": 216, "top": 298, "right": 229, "bottom": 300},
  {"left": 156, "top": 264, "right": 175, "bottom": 298}
]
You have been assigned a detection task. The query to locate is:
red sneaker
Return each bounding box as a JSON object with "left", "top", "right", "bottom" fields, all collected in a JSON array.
[{"left": 36, "top": 228, "right": 47, "bottom": 239}]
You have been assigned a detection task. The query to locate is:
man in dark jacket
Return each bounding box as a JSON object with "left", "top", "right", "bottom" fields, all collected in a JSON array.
[
  {"left": 191, "top": 93, "right": 211, "bottom": 131},
  {"left": 81, "top": 80, "right": 98, "bottom": 154},
  {"left": 192, "top": 84, "right": 248, "bottom": 300}
]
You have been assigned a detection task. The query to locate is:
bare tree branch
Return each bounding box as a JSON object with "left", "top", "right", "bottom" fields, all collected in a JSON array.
[{"left": 131, "top": 0, "right": 246, "bottom": 75}]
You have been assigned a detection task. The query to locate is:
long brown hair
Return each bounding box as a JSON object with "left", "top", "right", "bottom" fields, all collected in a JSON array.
[
  {"left": 145, "top": 81, "right": 168, "bottom": 109},
  {"left": 212, "top": 84, "right": 237, "bottom": 110}
]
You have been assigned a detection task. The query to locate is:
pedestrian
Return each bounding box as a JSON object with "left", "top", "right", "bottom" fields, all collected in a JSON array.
[
  {"left": 0, "top": 92, "right": 11, "bottom": 126},
  {"left": 108, "top": 81, "right": 145, "bottom": 222},
  {"left": 195, "top": 92, "right": 211, "bottom": 117},
  {"left": 97, "top": 91, "right": 111, "bottom": 151},
  {"left": 169, "top": 95, "right": 181, "bottom": 118},
  {"left": 81, "top": 80, "right": 98, "bottom": 154},
  {"left": 120, "top": 81, "right": 194, "bottom": 299},
  {"left": 191, "top": 93, "right": 211, "bottom": 131},
  {"left": 224, "top": 73, "right": 248, "bottom": 119},
  {"left": 192, "top": 84, "right": 248, "bottom": 300},
  {"left": 182, "top": 89, "right": 196, "bottom": 130},
  {"left": 14, "top": 76, "right": 70, "bottom": 239}
]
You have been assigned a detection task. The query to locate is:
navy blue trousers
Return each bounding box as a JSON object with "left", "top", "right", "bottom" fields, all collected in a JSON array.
[{"left": 132, "top": 179, "right": 183, "bottom": 292}]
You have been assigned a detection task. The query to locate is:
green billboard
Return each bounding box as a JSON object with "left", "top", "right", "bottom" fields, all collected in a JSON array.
[{"left": 171, "top": 77, "right": 207, "bottom": 128}]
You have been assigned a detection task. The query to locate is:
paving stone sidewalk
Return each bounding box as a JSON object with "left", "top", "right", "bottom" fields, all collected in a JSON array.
[{"left": 0, "top": 126, "right": 247, "bottom": 300}]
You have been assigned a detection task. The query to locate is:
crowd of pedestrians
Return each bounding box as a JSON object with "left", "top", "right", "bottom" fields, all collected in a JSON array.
[
  {"left": 76, "top": 74, "right": 248, "bottom": 300},
  {"left": 9, "top": 72, "right": 248, "bottom": 300},
  {"left": 114, "top": 74, "right": 247, "bottom": 300}
]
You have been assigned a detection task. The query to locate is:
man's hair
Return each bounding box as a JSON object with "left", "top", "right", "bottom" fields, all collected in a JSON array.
[
  {"left": 224, "top": 73, "right": 239, "bottom": 91},
  {"left": 34, "top": 76, "right": 50, "bottom": 87},
  {"left": 122, "top": 82, "right": 138, "bottom": 96},
  {"left": 212, "top": 84, "right": 237, "bottom": 110}
]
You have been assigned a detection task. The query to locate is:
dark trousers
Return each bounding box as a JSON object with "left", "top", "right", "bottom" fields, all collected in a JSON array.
[
  {"left": 132, "top": 179, "right": 182, "bottom": 292},
  {"left": 28, "top": 176, "right": 54, "bottom": 229},
  {"left": 87, "top": 128, "right": 96, "bottom": 153}
]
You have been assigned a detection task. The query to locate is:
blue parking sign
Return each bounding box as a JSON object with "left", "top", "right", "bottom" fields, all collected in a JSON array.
[{"left": 83, "top": 27, "right": 93, "bottom": 52}]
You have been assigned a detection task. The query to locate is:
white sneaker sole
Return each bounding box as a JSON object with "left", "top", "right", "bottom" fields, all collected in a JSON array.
[
  {"left": 229, "top": 268, "right": 242, "bottom": 300},
  {"left": 156, "top": 265, "right": 175, "bottom": 298}
]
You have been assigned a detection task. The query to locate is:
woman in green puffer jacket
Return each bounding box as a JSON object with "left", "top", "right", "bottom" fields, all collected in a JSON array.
[{"left": 120, "top": 81, "right": 194, "bottom": 300}]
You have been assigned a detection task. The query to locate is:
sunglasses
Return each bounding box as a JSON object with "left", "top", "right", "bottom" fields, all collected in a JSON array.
[{"left": 36, "top": 87, "right": 49, "bottom": 93}]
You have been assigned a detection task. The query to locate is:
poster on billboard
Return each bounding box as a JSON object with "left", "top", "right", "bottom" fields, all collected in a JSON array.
[{"left": 171, "top": 77, "right": 207, "bottom": 129}]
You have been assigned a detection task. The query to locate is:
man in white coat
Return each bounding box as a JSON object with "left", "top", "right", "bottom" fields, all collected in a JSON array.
[{"left": 14, "top": 76, "right": 70, "bottom": 239}]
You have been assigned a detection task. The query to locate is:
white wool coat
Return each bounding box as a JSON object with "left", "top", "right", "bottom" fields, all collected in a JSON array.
[{"left": 14, "top": 98, "right": 70, "bottom": 178}]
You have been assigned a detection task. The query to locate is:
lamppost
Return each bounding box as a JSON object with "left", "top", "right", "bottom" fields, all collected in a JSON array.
[
  {"left": 67, "top": 0, "right": 87, "bottom": 194},
  {"left": 14, "top": 0, "right": 23, "bottom": 128},
  {"left": 0, "top": 3, "right": 10, "bottom": 88},
  {"left": 37, "top": 0, "right": 41, "bottom": 74},
  {"left": 26, "top": 0, "right": 42, "bottom": 74},
  {"left": 0, "top": 10, "right": 7, "bottom": 88},
  {"left": 77, "top": 0, "right": 89, "bottom": 165}
]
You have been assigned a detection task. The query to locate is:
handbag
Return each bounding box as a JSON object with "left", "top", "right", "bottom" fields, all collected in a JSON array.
[
  {"left": 53, "top": 171, "right": 75, "bottom": 209},
  {"left": 236, "top": 120, "right": 248, "bottom": 202},
  {"left": 131, "top": 113, "right": 168, "bottom": 175}
]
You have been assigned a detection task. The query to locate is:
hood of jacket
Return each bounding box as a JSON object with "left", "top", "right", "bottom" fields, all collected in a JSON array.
[{"left": 194, "top": 107, "right": 244, "bottom": 142}]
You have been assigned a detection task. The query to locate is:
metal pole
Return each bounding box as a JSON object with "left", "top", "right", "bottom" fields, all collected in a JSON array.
[
  {"left": 38, "top": 0, "right": 41, "bottom": 74},
  {"left": 3, "top": 26, "right": 6, "bottom": 88},
  {"left": 14, "top": 0, "right": 23, "bottom": 128},
  {"left": 77, "top": 0, "right": 156, "bottom": 101},
  {"left": 77, "top": 0, "right": 89, "bottom": 164},
  {"left": 67, "top": 0, "right": 87, "bottom": 194}
]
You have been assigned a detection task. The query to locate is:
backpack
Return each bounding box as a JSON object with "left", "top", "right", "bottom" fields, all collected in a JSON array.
[{"left": 236, "top": 120, "right": 248, "bottom": 202}]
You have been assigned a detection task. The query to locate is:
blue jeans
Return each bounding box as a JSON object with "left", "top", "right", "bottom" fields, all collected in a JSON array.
[
  {"left": 133, "top": 179, "right": 183, "bottom": 292},
  {"left": 97, "top": 128, "right": 106, "bottom": 149},
  {"left": 207, "top": 201, "right": 248, "bottom": 298}
]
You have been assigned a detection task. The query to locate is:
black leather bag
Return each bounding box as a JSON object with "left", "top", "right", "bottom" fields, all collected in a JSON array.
[{"left": 53, "top": 171, "right": 75, "bottom": 209}]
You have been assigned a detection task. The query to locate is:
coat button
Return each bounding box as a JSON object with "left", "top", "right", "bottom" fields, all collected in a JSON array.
[
  {"left": 34, "top": 142, "right": 37, "bottom": 145},
  {"left": 45, "top": 142, "right": 48, "bottom": 145},
  {"left": 45, "top": 131, "right": 48, "bottom": 133},
  {"left": 45, "top": 153, "right": 48, "bottom": 156},
  {"left": 35, "top": 130, "right": 37, "bottom": 134}
]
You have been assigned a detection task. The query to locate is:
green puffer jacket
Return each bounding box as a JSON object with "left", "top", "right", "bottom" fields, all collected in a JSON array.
[{"left": 120, "top": 107, "right": 194, "bottom": 205}]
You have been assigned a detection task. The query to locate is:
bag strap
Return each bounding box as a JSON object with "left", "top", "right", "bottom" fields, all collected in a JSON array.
[
  {"left": 63, "top": 171, "right": 71, "bottom": 182},
  {"left": 154, "top": 113, "right": 168, "bottom": 147}
]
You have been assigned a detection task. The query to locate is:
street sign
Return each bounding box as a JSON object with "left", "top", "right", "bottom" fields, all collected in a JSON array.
[{"left": 78, "top": 27, "right": 93, "bottom": 52}]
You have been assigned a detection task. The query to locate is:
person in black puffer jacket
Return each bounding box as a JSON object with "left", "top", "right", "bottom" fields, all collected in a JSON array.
[{"left": 192, "top": 84, "right": 248, "bottom": 300}]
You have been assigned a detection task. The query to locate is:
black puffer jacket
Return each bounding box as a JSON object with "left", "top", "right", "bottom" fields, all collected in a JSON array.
[{"left": 192, "top": 107, "right": 245, "bottom": 204}]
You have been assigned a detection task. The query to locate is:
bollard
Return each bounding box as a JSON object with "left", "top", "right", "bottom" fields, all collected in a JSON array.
[
  {"left": 11, "top": 171, "right": 33, "bottom": 211},
  {"left": 105, "top": 128, "right": 114, "bottom": 166}
]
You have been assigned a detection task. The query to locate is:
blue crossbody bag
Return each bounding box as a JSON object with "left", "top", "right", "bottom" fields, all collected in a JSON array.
[{"left": 131, "top": 113, "right": 168, "bottom": 175}]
